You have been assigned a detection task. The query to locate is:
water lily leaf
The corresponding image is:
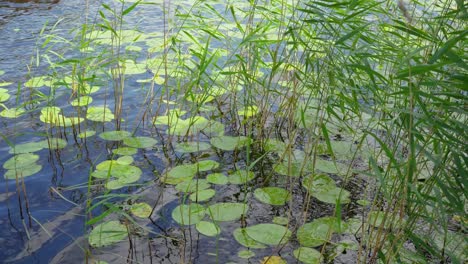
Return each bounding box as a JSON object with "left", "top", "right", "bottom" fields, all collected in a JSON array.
[
  {"left": 88, "top": 221, "right": 128, "bottom": 247},
  {"left": 175, "top": 179, "right": 211, "bottom": 193},
  {"left": 293, "top": 247, "right": 322, "bottom": 264},
  {"left": 130, "top": 202, "right": 152, "bottom": 218},
  {"left": 238, "top": 105, "right": 258, "bottom": 118},
  {"left": 264, "top": 139, "right": 287, "bottom": 153},
  {"left": 297, "top": 217, "right": 341, "bottom": 247},
  {"left": 207, "top": 202, "right": 247, "bottom": 222},
  {"left": 9, "top": 141, "right": 44, "bottom": 154},
  {"left": 244, "top": 224, "right": 292, "bottom": 246},
  {"left": 260, "top": 256, "right": 287, "bottom": 264},
  {"left": 99, "top": 131, "right": 131, "bottom": 141},
  {"left": 116, "top": 156, "right": 134, "bottom": 165},
  {"left": 313, "top": 187, "right": 351, "bottom": 204},
  {"left": 206, "top": 173, "right": 228, "bottom": 185},
  {"left": 313, "top": 159, "right": 347, "bottom": 175},
  {"left": 87, "top": 106, "right": 114, "bottom": 122},
  {"left": 272, "top": 216, "right": 289, "bottom": 226},
  {"left": 162, "top": 164, "right": 197, "bottom": 184},
  {"left": 228, "top": 170, "right": 255, "bottom": 184},
  {"left": 238, "top": 250, "right": 255, "bottom": 259},
  {"left": 343, "top": 218, "right": 362, "bottom": 234},
  {"left": 78, "top": 130, "right": 96, "bottom": 138},
  {"left": 195, "top": 160, "right": 219, "bottom": 171},
  {"left": 41, "top": 138, "right": 67, "bottom": 149},
  {"left": 113, "top": 147, "right": 138, "bottom": 156},
  {"left": 4, "top": 164, "right": 42, "bottom": 179},
  {"left": 302, "top": 174, "right": 336, "bottom": 193},
  {"left": 123, "top": 136, "right": 157, "bottom": 148},
  {"left": 195, "top": 221, "right": 220, "bottom": 237},
  {"left": 25, "top": 76, "right": 51, "bottom": 88},
  {"left": 96, "top": 161, "right": 142, "bottom": 180},
  {"left": 174, "top": 141, "right": 211, "bottom": 153},
  {"left": 202, "top": 120, "right": 225, "bottom": 136},
  {"left": 3, "top": 153, "right": 39, "bottom": 170},
  {"left": 233, "top": 228, "right": 267, "bottom": 249},
  {"left": 153, "top": 109, "right": 187, "bottom": 125},
  {"left": 171, "top": 204, "right": 205, "bottom": 225},
  {"left": 210, "top": 136, "right": 250, "bottom": 151},
  {"left": 169, "top": 116, "right": 210, "bottom": 136},
  {"left": 0, "top": 92, "right": 10, "bottom": 102},
  {"left": 0, "top": 107, "right": 25, "bottom": 118},
  {"left": 273, "top": 162, "right": 304, "bottom": 177},
  {"left": 71, "top": 96, "right": 93, "bottom": 106},
  {"left": 189, "top": 189, "right": 216, "bottom": 202},
  {"left": 254, "top": 187, "right": 290, "bottom": 205}
]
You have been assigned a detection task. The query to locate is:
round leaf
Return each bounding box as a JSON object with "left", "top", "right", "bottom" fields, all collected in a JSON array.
[
  {"left": 233, "top": 228, "right": 267, "bottom": 249},
  {"left": 123, "top": 136, "right": 157, "bottom": 148},
  {"left": 228, "top": 170, "right": 255, "bottom": 184},
  {"left": 244, "top": 224, "right": 292, "bottom": 246},
  {"left": 171, "top": 204, "right": 205, "bottom": 225},
  {"left": 195, "top": 221, "right": 220, "bottom": 237},
  {"left": 207, "top": 202, "right": 247, "bottom": 222},
  {"left": 254, "top": 187, "right": 290, "bottom": 205},
  {"left": 293, "top": 247, "right": 322, "bottom": 264},
  {"left": 88, "top": 221, "right": 128, "bottom": 247}
]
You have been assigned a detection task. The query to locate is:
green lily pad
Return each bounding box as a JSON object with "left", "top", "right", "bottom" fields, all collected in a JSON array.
[
  {"left": 98, "top": 163, "right": 142, "bottom": 180},
  {"left": 238, "top": 105, "right": 258, "bottom": 118},
  {"left": 112, "top": 147, "right": 138, "bottom": 156},
  {"left": 99, "top": 131, "right": 131, "bottom": 141},
  {"left": 302, "top": 174, "right": 336, "bottom": 193},
  {"left": 244, "top": 224, "right": 292, "bottom": 246},
  {"left": 189, "top": 189, "right": 216, "bottom": 202},
  {"left": 42, "top": 138, "right": 67, "bottom": 149},
  {"left": 130, "top": 202, "right": 152, "bottom": 218},
  {"left": 88, "top": 221, "right": 128, "bottom": 247},
  {"left": 4, "top": 164, "right": 42, "bottom": 179},
  {"left": 264, "top": 139, "right": 287, "bottom": 153},
  {"left": 297, "top": 217, "right": 341, "bottom": 247},
  {"left": 0, "top": 92, "right": 10, "bottom": 102},
  {"left": 123, "top": 136, "right": 157, "bottom": 148},
  {"left": 313, "top": 159, "right": 346, "bottom": 175},
  {"left": 233, "top": 228, "right": 267, "bottom": 249},
  {"left": 71, "top": 96, "right": 93, "bottom": 106},
  {"left": 210, "top": 136, "right": 250, "bottom": 151},
  {"left": 0, "top": 107, "right": 25, "bottom": 118},
  {"left": 272, "top": 216, "right": 289, "bottom": 226},
  {"left": 24, "top": 76, "right": 51, "bottom": 88},
  {"left": 293, "top": 247, "right": 322, "bottom": 264},
  {"left": 175, "top": 179, "right": 211, "bottom": 193},
  {"left": 9, "top": 141, "right": 44, "bottom": 154},
  {"left": 87, "top": 106, "right": 114, "bottom": 122},
  {"left": 238, "top": 250, "right": 255, "bottom": 259},
  {"left": 195, "top": 160, "right": 219, "bottom": 171},
  {"left": 206, "top": 173, "right": 228, "bottom": 185},
  {"left": 273, "top": 162, "right": 304, "bottom": 177},
  {"left": 313, "top": 187, "right": 351, "bottom": 204},
  {"left": 78, "top": 130, "right": 96, "bottom": 138},
  {"left": 254, "top": 187, "right": 290, "bottom": 205},
  {"left": 228, "top": 170, "right": 255, "bottom": 184},
  {"left": 116, "top": 156, "right": 134, "bottom": 165},
  {"left": 162, "top": 164, "right": 197, "bottom": 184},
  {"left": 207, "top": 202, "right": 247, "bottom": 222},
  {"left": 175, "top": 141, "right": 211, "bottom": 153},
  {"left": 3, "top": 153, "right": 39, "bottom": 170},
  {"left": 195, "top": 221, "right": 220, "bottom": 237},
  {"left": 171, "top": 204, "right": 206, "bottom": 225}
]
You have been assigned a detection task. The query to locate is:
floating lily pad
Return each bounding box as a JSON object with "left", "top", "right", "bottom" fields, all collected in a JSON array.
[
  {"left": 313, "top": 187, "right": 351, "bottom": 204},
  {"left": 195, "top": 160, "right": 219, "bottom": 171},
  {"left": 245, "top": 224, "right": 292, "bottom": 246},
  {"left": 169, "top": 116, "right": 210, "bottom": 136},
  {"left": 42, "top": 138, "right": 67, "bottom": 149},
  {"left": 123, "top": 136, "right": 157, "bottom": 148},
  {"left": 113, "top": 147, "right": 138, "bottom": 156},
  {"left": 210, "top": 136, "right": 250, "bottom": 151},
  {"left": 175, "top": 141, "right": 211, "bottom": 153},
  {"left": 0, "top": 107, "right": 25, "bottom": 118},
  {"left": 293, "top": 247, "right": 322, "bottom": 264},
  {"left": 9, "top": 141, "right": 44, "bottom": 154},
  {"left": 228, "top": 170, "right": 255, "bottom": 184},
  {"left": 175, "top": 179, "right": 211, "bottom": 193},
  {"left": 0, "top": 92, "right": 10, "bottom": 102},
  {"left": 254, "top": 187, "right": 290, "bottom": 205},
  {"left": 116, "top": 156, "right": 134, "bottom": 165},
  {"left": 4, "top": 164, "right": 42, "bottom": 179},
  {"left": 207, "top": 202, "right": 247, "bottom": 222},
  {"left": 99, "top": 131, "right": 131, "bottom": 141},
  {"left": 264, "top": 138, "right": 287, "bottom": 153},
  {"left": 87, "top": 106, "right": 114, "bottom": 122},
  {"left": 88, "top": 221, "right": 128, "bottom": 247},
  {"left": 238, "top": 250, "right": 255, "bottom": 259},
  {"left": 260, "top": 256, "right": 287, "bottom": 264},
  {"left": 273, "top": 162, "right": 304, "bottom": 177},
  {"left": 189, "top": 189, "right": 216, "bottom": 202},
  {"left": 233, "top": 228, "right": 267, "bottom": 249},
  {"left": 206, "top": 173, "right": 228, "bottom": 185},
  {"left": 3, "top": 153, "right": 39, "bottom": 170},
  {"left": 297, "top": 217, "right": 341, "bottom": 247},
  {"left": 162, "top": 164, "right": 197, "bottom": 184},
  {"left": 313, "top": 158, "right": 346, "bottom": 175},
  {"left": 238, "top": 105, "right": 258, "bottom": 118},
  {"left": 302, "top": 174, "right": 336, "bottom": 193},
  {"left": 195, "top": 221, "right": 220, "bottom": 237},
  {"left": 71, "top": 96, "right": 93, "bottom": 106},
  {"left": 78, "top": 130, "right": 96, "bottom": 138},
  {"left": 130, "top": 202, "right": 152, "bottom": 218},
  {"left": 24, "top": 76, "right": 51, "bottom": 88},
  {"left": 202, "top": 120, "right": 225, "bottom": 136},
  {"left": 272, "top": 216, "right": 289, "bottom": 226},
  {"left": 171, "top": 204, "right": 206, "bottom": 225}
]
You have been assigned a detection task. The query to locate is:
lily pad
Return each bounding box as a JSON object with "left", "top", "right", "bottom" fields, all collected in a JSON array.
[
  {"left": 297, "top": 217, "right": 341, "bottom": 247},
  {"left": 130, "top": 202, "right": 152, "bottom": 218},
  {"left": 195, "top": 160, "right": 219, "bottom": 171},
  {"left": 244, "top": 224, "right": 292, "bottom": 246},
  {"left": 206, "top": 173, "right": 228, "bottom": 185},
  {"left": 171, "top": 204, "right": 206, "bottom": 225},
  {"left": 272, "top": 216, "right": 289, "bottom": 226},
  {"left": 71, "top": 96, "right": 93, "bottom": 106},
  {"left": 99, "top": 131, "right": 131, "bottom": 141},
  {"left": 273, "top": 162, "right": 305, "bottom": 177},
  {"left": 78, "top": 130, "right": 96, "bottom": 138},
  {"left": 87, "top": 106, "right": 114, "bottom": 122},
  {"left": 42, "top": 138, "right": 67, "bottom": 149},
  {"left": 210, "top": 136, "right": 250, "bottom": 151},
  {"left": 293, "top": 247, "right": 322, "bottom": 264},
  {"left": 112, "top": 147, "right": 138, "bottom": 156},
  {"left": 4, "top": 164, "right": 42, "bottom": 179},
  {"left": 238, "top": 250, "right": 255, "bottom": 259},
  {"left": 123, "top": 136, "right": 157, "bottom": 148},
  {"left": 24, "top": 76, "right": 51, "bottom": 88},
  {"left": 207, "top": 202, "right": 247, "bottom": 222},
  {"left": 9, "top": 141, "right": 44, "bottom": 154},
  {"left": 116, "top": 156, "right": 134, "bottom": 165},
  {"left": 260, "top": 256, "right": 287, "bottom": 264},
  {"left": 313, "top": 187, "right": 351, "bottom": 204},
  {"left": 228, "top": 170, "right": 255, "bottom": 184},
  {"left": 162, "top": 164, "right": 197, "bottom": 184},
  {"left": 313, "top": 158, "right": 347, "bottom": 175},
  {"left": 0, "top": 107, "right": 25, "bottom": 118},
  {"left": 233, "top": 228, "right": 267, "bottom": 249},
  {"left": 3, "top": 153, "right": 39, "bottom": 170},
  {"left": 175, "top": 141, "right": 211, "bottom": 153},
  {"left": 0, "top": 92, "right": 10, "bottom": 102},
  {"left": 195, "top": 221, "right": 220, "bottom": 237},
  {"left": 302, "top": 174, "right": 336, "bottom": 193},
  {"left": 88, "top": 221, "right": 128, "bottom": 247},
  {"left": 189, "top": 189, "right": 216, "bottom": 202},
  {"left": 254, "top": 187, "right": 290, "bottom": 205},
  {"left": 175, "top": 179, "right": 211, "bottom": 193}
]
